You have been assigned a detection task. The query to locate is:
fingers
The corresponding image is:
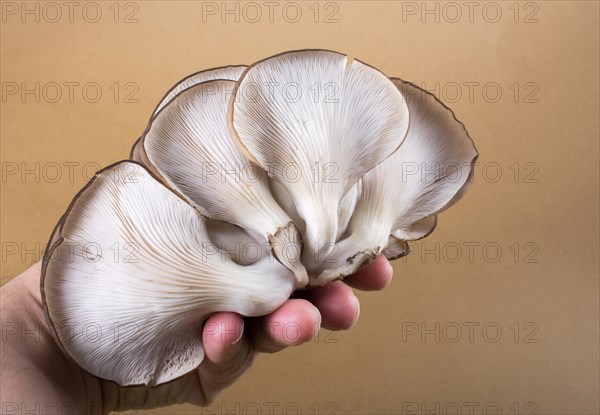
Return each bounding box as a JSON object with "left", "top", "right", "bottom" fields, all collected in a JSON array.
[
  {"left": 343, "top": 255, "right": 394, "bottom": 291},
  {"left": 298, "top": 281, "right": 360, "bottom": 331},
  {"left": 199, "top": 312, "right": 254, "bottom": 402},
  {"left": 247, "top": 299, "right": 321, "bottom": 353},
  {"left": 298, "top": 256, "right": 392, "bottom": 330},
  {"left": 202, "top": 312, "right": 246, "bottom": 364},
  {"left": 196, "top": 256, "right": 394, "bottom": 402},
  {"left": 201, "top": 256, "right": 392, "bottom": 361}
]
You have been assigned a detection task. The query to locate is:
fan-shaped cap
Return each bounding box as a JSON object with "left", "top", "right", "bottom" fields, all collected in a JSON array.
[
  {"left": 130, "top": 65, "right": 247, "bottom": 164},
  {"left": 41, "top": 161, "right": 295, "bottom": 386},
  {"left": 138, "top": 79, "right": 307, "bottom": 284},
  {"left": 314, "top": 79, "right": 478, "bottom": 284},
  {"left": 154, "top": 65, "right": 247, "bottom": 116},
  {"left": 229, "top": 50, "right": 409, "bottom": 273}
]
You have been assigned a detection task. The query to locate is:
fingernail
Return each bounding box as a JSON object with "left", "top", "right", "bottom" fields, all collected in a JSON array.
[{"left": 231, "top": 327, "right": 244, "bottom": 347}]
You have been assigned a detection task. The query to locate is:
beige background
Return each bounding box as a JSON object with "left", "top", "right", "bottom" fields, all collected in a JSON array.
[{"left": 1, "top": 1, "right": 599, "bottom": 414}]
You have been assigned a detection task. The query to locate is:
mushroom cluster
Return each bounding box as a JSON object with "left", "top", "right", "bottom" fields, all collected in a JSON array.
[{"left": 41, "top": 50, "right": 478, "bottom": 387}]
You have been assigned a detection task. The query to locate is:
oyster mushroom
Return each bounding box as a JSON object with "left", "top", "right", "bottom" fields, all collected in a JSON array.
[
  {"left": 41, "top": 50, "right": 479, "bottom": 388},
  {"left": 130, "top": 65, "right": 247, "bottom": 177},
  {"left": 229, "top": 50, "right": 410, "bottom": 277},
  {"left": 153, "top": 65, "right": 248, "bottom": 116},
  {"left": 314, "top": 79, "right": 478, "bottom": 284},
  {"left": 130, "top": 65, "right": 276, "bottom": 269},
  {"left": 41, "top": 161, "right": 296, "bottom": 386},
  {"left": 136, "top": 79, "right": 307, "bottom": 282}
]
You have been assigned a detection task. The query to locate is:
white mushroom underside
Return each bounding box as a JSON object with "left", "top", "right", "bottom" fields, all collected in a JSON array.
[
  {"left": 43, "top": 162, "right": 294, "bottom": 386},
  {"left": 144, "top": 80, "right": 292, "bottom": 237},
  {"left": 231, "top": 50, "right": 409, "bottom": 270},
  {"left": 142, "top": 79, "right": 307, "bottom": 282},
  {"left": 154, "top": 65, "right": 248, "bottom": 115},
  {"left": 131, "top": 65, "right": 248, "bottom": 167},
  {"left": 316, "top": 79, "right": 478, "bottom": 279}
]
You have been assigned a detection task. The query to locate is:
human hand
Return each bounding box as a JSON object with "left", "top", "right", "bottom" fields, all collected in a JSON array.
[{"left": 0, "top": 257, "right": 393, "bottom": 414}]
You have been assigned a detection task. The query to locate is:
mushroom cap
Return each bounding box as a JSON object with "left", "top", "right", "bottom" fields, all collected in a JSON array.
[
  {"left": 140, "top": 78, "right": 307, "bottom": 284},
  {"left": 130, "top": 65, "right": 247, "bottom": 165},
  {"left": 142, "top": 80, "right": 293, "bottom": 234},
  {"left": 153, "top": 65, "right": 248, "bottom": 116},
  {"left": 42, "top": 161, "right": 295, "bottom": 386},
  {"left": 313, "top": 78, "right": 478, "bottom": 283},
  {"left": 229, "top": 50, "right": 410, "bottom": 274}
]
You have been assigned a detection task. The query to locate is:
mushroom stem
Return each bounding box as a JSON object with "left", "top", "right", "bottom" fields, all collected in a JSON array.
[
  {"left": 311, "top": 219, "right": 391, "bottom": 286},
  {"left": 300, "top": 200, "right": 339, "bottom": 272},
  {"left": 269, "top": 221, "right": 309, "bottom": 288}
]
